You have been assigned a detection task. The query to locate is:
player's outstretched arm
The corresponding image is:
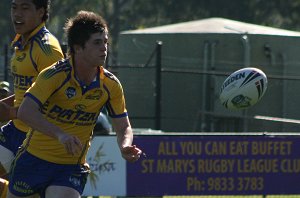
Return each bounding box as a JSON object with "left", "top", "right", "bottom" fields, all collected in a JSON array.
[
  {"left": 17, "top": 96, "right": 83, "bottom": 155},
  {"left": 112, "top": 116, "right": 142, "bottom": 162}
]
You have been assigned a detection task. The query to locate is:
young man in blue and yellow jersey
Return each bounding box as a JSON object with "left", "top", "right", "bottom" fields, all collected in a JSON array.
[
  {"left": 7, "top": 11, "right": 142, "bottom": 197},
  {"left": 0, "top": 0, "right": 64, "bottom": 197}
]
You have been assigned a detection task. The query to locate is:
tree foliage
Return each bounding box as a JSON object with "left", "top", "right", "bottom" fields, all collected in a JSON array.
[{"left": 2, "top": 0, "right": 300, "bottom": 60}]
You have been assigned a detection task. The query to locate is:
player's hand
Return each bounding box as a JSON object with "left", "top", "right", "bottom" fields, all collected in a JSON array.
[
  {"left": 58, "top": 133, "right": 83, "bottom": 156},
  {"left": 0, "top": 102, "right": 16, "bottom": 122},
  {"left": 121, "top": 145, "right": 142, "bottom": 163}
]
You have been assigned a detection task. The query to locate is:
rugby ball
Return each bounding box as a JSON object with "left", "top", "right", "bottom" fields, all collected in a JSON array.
[{"left": 219, "top": 67, "right": 267, "bottom": 110}]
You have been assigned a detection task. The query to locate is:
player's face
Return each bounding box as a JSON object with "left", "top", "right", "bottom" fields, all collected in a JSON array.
[
  {"left": 11, "top": 0, "right": 44, "bottom": 38},
  {"left": 82, "top": 31, "right": 108, "bottom": 67}
]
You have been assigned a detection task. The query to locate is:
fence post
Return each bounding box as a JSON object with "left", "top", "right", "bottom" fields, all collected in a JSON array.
[{"left": 155, "top": 41, "right": 162, "bottom": 130}]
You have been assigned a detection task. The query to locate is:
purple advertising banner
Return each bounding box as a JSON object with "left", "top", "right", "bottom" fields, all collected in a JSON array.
[{"left": 127, "top": 135, "right": 300, "bottom": 196}]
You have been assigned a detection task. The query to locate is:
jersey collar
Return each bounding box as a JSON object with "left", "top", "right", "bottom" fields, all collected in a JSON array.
[
  {"left": 11, "top": 22, "right": 46, "bottom": 50},
  {"left": 69, "top": 57, "right": 102, "bottom": 92}
]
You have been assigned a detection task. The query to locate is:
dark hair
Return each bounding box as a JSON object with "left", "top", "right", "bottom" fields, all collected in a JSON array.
[
  {"left": 64, "top": 10, "right": 107, "bottom": 56},
  {"left": 32, "top": 0, "right": 50, "bottom": 21}
]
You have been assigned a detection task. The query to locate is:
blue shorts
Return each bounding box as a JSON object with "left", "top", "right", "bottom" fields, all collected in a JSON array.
[
  {"left": 9, "top": 151, "right": 90, "bottom": 196},
  {"left": 0, "top": 121, "right": 26, "bottom": 155}
]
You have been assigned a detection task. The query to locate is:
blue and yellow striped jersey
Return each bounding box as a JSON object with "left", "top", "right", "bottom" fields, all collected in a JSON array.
[
  {"left": 11, "top": 22, "right": 64, "bottom": 132},
  {"left": 24, "top": 58, "right": 127, "bottom": 164}
]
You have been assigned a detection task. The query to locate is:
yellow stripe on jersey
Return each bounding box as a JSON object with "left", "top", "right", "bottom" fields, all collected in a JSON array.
[
  {"left": 11, "top": 22, "right": 64, "bottom": 133},
  {"left": 24, "top": 58, "right": 127, "bottom": 164}
]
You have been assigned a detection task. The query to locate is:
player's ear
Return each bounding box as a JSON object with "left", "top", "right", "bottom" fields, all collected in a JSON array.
[
  {"left": 37, "top": 7, "right": 45, "bottom": 21},
  {"left": 73, "top": 45, "right": 82, "bottom": 54}
]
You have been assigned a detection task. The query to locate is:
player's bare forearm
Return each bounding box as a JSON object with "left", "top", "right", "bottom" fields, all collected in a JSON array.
[
  {"left": 18, "top": 97, "right": 63, "bottom": 139},
  {"left": 0, "top": 94, "right": 15, "bottom": 106},
  {"left": 112, "top": 116, "right": 133, "bottom": 148},
  {"left": 112, "top": 116, "right": 142, "bottom": 162},
  {"left": 17, "top": 96, "right": 83, "bottom": 155},
  {"left": 0, "top": 102, "right": 17, "bottom": 122}
]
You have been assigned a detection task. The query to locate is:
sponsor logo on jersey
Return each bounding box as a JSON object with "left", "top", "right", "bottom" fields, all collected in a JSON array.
[
  {"left": 65, "top": 87, "right": 76, "bottom": 99},
  {"left": 86, "top": 90, "right": 103, "bottom": 100},
  {"left": 12, "top": 73, "right": 34, "bottom": 90},
  {"left": 75, "top": 104, "right": 87, "bottom": 111},
  {"left": 16, "top": 53, "right": 26, "bottom": 62},
  {"left": 48, "top": 104, "right": 98, "bottom": 124}
]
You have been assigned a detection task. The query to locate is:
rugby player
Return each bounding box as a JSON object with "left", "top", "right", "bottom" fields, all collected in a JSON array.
[
  {"left": 7, "top": 10, "right": 142, "bottom": 197},
  {"left": 0, "top": 0, "right": 64, "bottom": 197}
]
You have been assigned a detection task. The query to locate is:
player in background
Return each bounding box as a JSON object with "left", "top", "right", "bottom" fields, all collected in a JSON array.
[
  {"left": 7, "top": 10, "right": 142, "bottom": 197},
  {"left": 0, "top": 0, "right": 64, "bottom": 197}
]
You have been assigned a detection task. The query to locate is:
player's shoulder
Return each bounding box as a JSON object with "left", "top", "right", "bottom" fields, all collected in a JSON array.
[
  {"left": 101, "top": 68, "right": 124, "bottom": 94},
  {"left": 102, "top": 67, "right": 120, "bottom": 83},
  {"left": 37, "top": 27, "right": 59, "bottom": 42},
  {"left": 33, "top": 27, "right": 61, "bottom": 51},
  {"left": 40, "top": 59, "right": 71, "bottom": 79}
]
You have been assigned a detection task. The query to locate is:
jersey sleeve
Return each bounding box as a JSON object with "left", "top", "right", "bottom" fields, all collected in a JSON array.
[
  {"left": 33, "top": 36, "right": 64, "bottom": 73},
  {"left": 106, "top": 79, "right": 128, "bottom": 118},
  {"left": 25, "top": 66, "right": 63, "bottom": 107}
]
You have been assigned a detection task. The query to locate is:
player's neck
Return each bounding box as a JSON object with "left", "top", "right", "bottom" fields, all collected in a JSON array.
[{"left": 74, "top": 59, "right": 98, "bottom": 85}]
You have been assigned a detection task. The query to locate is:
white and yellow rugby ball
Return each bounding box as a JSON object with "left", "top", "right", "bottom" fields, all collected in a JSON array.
[{"left": 220, "top": 67, "right": 268, "bottom": 110}]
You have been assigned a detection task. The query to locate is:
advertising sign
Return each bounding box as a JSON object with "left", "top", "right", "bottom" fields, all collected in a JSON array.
[
  {"left": 82, "top": 136, "right": 126, "bottom": 196},
  {"left": 127, "top": 135, "right": 300, "bottom": 196}
]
